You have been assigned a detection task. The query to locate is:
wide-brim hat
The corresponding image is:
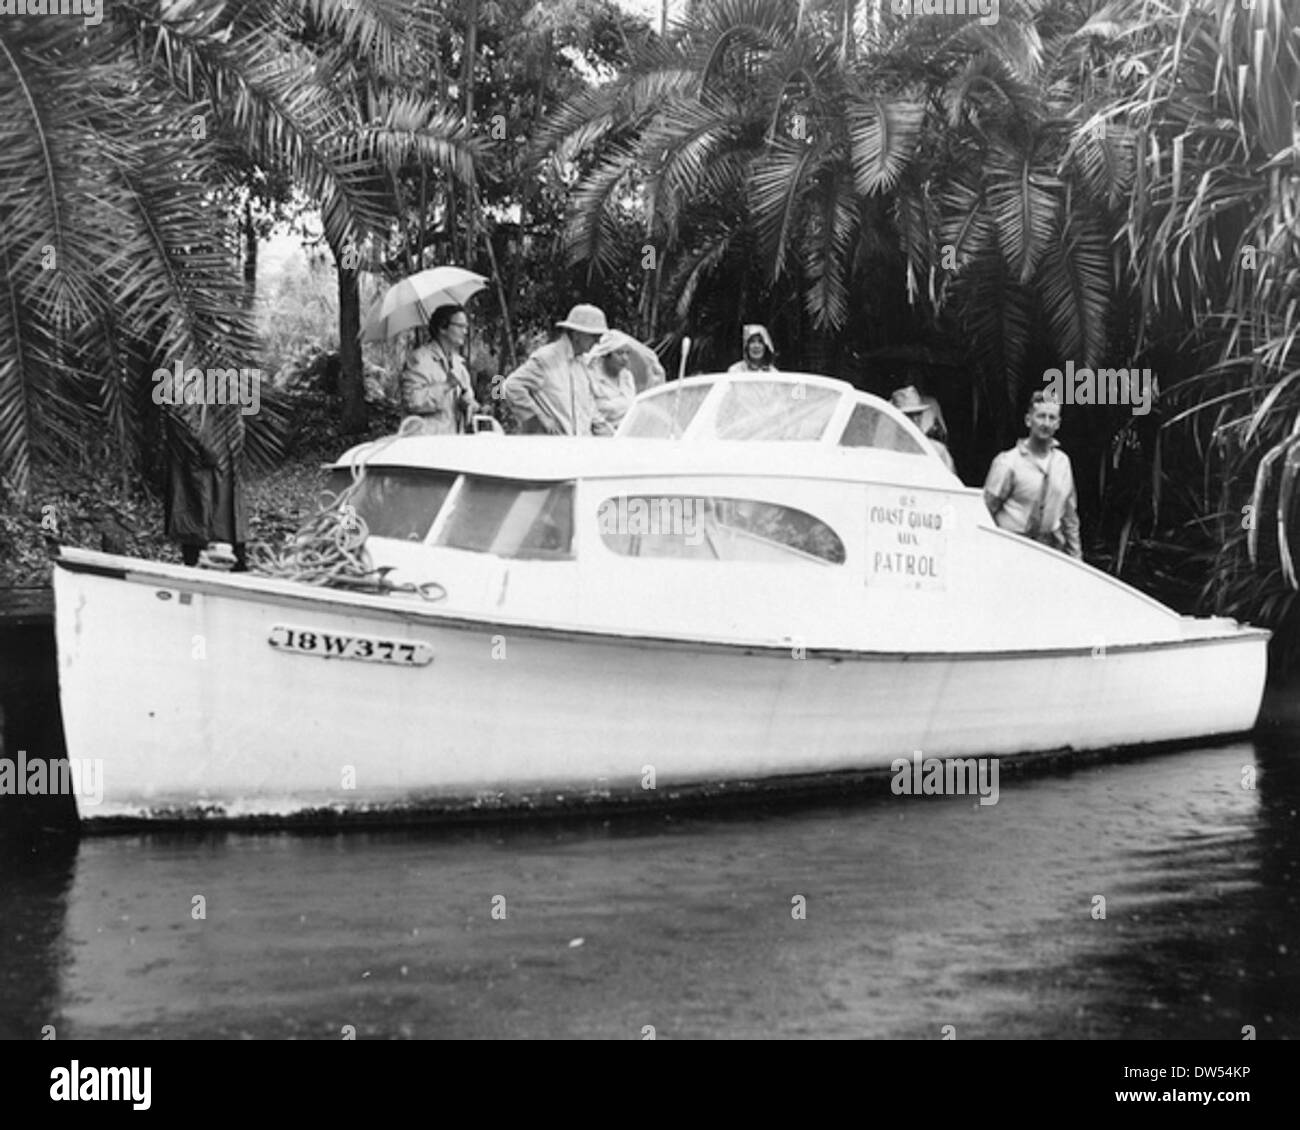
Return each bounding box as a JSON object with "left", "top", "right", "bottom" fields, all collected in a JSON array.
[
  {"left": 741, "top": 323, "right": 775, "bottom": 353},
  {"left": 890, "top": 385, "right": 928, "bottom": 415},
  {"left": 556, "top": 304, "right": 609, "bottom": 335}
]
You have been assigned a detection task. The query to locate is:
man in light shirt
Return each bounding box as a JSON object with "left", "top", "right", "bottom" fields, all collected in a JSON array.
[
  {"left": 983, "top": 391, "right": 1082, "bottom": 558},
  {"left": 502, "top": 304, "right": 615, "bottom": 436}
]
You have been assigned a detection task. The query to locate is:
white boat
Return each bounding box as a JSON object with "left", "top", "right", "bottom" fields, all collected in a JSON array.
[{"left": 51, "top": 372, "right": 1269, "bottom": 826}]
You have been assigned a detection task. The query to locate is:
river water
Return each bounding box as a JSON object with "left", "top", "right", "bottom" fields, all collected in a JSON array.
[{"left": 1, "top": 611, "right": 1298, "bottom": 1040}]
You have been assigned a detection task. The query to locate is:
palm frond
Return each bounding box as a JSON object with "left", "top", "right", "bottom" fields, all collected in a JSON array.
[
  {"left": 934, "top": 176, "right": 995, "bottom": 281},
  {"left": 955, "top": 257, "right": 1036, "bottom": 411},
  {"left": 355, "top": 90, "right": 478, "bottom": 185},
  {"left": 748, "top": 135, "right": 823, "bottom": 281},
  {"left": 292, "top": 0, "right": 408, "bottom": 77},
  {"left": 563, "top": 145, "right": 642, "bottom": 278},
  {"left": 668, "top": 232, "right": 737, "bottom": 320},
  {"left": 640, "top": 93, "right": 746, "bottom": 241},
  {"left": 985, "top": 141, "right": 1061, "bottom": 284},
  {"left": 802, "top": 170, "right": 861, "bottom": 331},
  {"left": 847, "top": 92, "right": 925, "bottom": 195},
  {"left": 1037, "top": 207, "right": 1110, "bottom": 365}
]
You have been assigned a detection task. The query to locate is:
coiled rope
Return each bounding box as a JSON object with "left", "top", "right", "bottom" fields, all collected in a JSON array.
[{"left": 250, "top": 417, "right": 447, "bottom": 601}]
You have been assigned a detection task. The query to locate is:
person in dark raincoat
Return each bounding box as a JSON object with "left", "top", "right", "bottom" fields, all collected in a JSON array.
[{"left": 164, "top": 401, "right": 249, "bottom": 570}]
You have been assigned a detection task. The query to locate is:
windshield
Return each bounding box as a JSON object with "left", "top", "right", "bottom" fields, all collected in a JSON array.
[
  {"left": 714, "top": 382, "right": 840, "bottom": 441},
  {"left": 619, "top": 384, "right": 711, "bottom": 438},
  {"left": 838, "top": 404, "right": 926, "bottom": 454}
]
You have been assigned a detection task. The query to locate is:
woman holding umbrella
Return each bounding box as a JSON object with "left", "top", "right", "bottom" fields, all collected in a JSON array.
[
  {"left": 399, "top": 304, "right": 478, "bottom": 435},
  {"left": 362, "top": 267, "right": 488, "bottom": 435}
]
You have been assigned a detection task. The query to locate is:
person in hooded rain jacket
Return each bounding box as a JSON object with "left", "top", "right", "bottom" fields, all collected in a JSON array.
[
  {"left": 728, "top": 324, "right": 778, "bottom": 372},
  {"left": 587, "top": 330, "right": 642, "bottom": 431}
]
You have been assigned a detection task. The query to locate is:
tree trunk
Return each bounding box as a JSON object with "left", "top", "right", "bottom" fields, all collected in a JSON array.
[
  {"left": 242, "top": 199, "right": 257, "bottom": 309},
  {"left": 336, "top": 254, "right": 367, "bottom": 434},
  {"left": 436, "top": 22, "right": 457, "bottom": 266},
  {"left": 478, "top": 205, "right": 517, "bottom": 371},
  {"left": 504, "top": 30, "right": 552, "bottom": 362},
  {"left": 841, "top": 0, "right": 856, "bottom": 64},
  {"left": 461, "top": 0, "right": 479, "bottom": 266}
]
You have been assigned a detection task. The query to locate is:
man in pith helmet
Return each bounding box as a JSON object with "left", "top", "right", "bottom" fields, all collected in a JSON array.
[{"left": 502, "top": 304, "right": 616, "bottom": 436}]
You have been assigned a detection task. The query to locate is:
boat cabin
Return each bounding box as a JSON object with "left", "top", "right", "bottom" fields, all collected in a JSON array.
[{"left": 327, "top": 373, "right": 1204, "bottom": 653}]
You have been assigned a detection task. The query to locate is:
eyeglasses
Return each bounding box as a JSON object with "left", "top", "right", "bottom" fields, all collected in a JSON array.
[{"left": 448, "top": 321, "right": 469, "bottom": 330}]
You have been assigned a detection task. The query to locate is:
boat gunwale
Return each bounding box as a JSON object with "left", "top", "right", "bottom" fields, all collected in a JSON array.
[{"left": 54, "top": 548, "right": 1273, "bottom": 659}]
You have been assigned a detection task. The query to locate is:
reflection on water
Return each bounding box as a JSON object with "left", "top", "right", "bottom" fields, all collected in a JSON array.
[
  {"left": 0, "top": 834, "right": 77, "bottom": 1040},
  {"left": 2, "top": 735, "right": 1297, "bottom": 1039}
]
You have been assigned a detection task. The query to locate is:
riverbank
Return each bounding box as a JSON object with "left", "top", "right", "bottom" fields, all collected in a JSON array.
[{"left": 0, "top": 449, "right": 335, "bottom": 589}]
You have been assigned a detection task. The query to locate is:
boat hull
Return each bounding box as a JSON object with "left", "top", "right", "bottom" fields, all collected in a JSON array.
[{"left": 52, "top": 554, "right": 1269, "bottom": 827}]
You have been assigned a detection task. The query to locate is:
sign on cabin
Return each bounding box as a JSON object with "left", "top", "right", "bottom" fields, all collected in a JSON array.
[{"left": 865, "top": 489, "right": 950, "bottom": 590}]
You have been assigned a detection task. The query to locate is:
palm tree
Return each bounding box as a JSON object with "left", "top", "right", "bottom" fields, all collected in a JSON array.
[
  {"left": 1, "top": 13, "right": 257, "bottom": 493},
  {"left": 0, "top": 0, "right": 479, "bottom": 493},
  {"left": 539, "top": 0, "right": 1125, "bottom": 435},
  {"left": 1102, "top": 0, "right": 1300, "bottom": 648},
  {"left": 122, "top": 0, "right": 481, "bottom": 431}
]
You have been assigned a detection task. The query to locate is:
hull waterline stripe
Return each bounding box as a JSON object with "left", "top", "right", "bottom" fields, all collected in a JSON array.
[{"left": 68, "top": 727, "right": 1264, "bottom": 834}]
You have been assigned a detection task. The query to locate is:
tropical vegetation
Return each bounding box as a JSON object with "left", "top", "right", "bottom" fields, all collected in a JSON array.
[{"left": 2, "top": 0, "right": 1299, "bottom": 662}]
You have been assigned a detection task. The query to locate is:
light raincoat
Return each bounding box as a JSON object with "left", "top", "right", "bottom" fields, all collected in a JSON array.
[
  {"left": 400, "top": 340, "right": 475, "bottom": 435},
  {"left": 728, "top": 323, "right": 777, "bottom": 372},
  {"left": 502, "top": 336, "right": 614, "bottom": 436}
]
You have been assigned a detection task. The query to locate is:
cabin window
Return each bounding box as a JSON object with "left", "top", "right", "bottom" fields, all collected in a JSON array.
[
  {"left": 434, "top": 477, "right": 575, "bottom": 560},
  {"left": 838, "top": 405, "right": 926, "bottom": 454},
  {"left": 597, "top": 495, "right": 845, "bottom": 565},
  {"left": 323, "top": 467, "right": 456, "bottom": 541},
  {"left": 619, "top": 384, "right": 711, "bottom": 438},
  {"left": 714, "top": 382, "right": 839, "bottom": 441}
]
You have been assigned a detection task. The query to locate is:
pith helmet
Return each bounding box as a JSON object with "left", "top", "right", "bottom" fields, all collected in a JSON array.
[{"left": 556, "top": 304, "right": 610, "bottom": 335}]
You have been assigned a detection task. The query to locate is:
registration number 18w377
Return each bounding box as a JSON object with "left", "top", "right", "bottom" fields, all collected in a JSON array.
[{"left": 268, "top": 625, "right": 433, "bottom": 667}]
